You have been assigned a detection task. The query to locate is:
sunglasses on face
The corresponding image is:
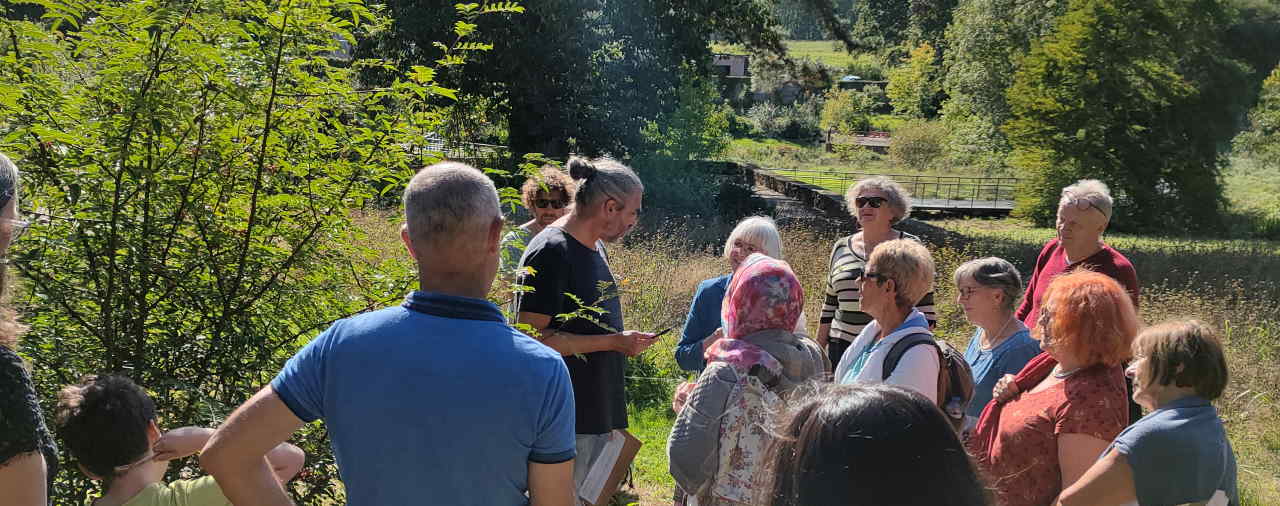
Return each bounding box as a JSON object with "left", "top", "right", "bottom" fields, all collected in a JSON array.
[
  {"left": 855, "top": 196, "right": 887, "bottom": 209},
  {"left": 533, "top": 199, "right": 569, "bottom": 209},
  {"left": 860, "top": 271, "right": 890, "bottom": 284}
]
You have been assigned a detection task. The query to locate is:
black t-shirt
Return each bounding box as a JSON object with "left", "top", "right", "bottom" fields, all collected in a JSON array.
[
  {"left": 0, "top": 346, "right": 59, "bottom": 504},
  {"left": 515, "top": 226, "right": 627, "bottom": 435}
]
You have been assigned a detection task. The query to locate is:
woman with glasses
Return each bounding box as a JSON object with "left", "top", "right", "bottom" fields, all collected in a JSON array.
[
  {"left": 0, "top": 153, "right": 56, "bottom": 505},
  {"left": 969, "top": 270, "right": 1137, "bottom": 506},
  {"left": 954, "top": 257, "right": 1040, "bottom": 433},
  {"left": 1057, "top": 320, "right": 1237, "bottom": 506},
  {"left": 818, "top": 176, "right": 935, "bottom": 370},
  {"left": 831, "top": 239, "right": 940, "bottom": 403},
  {"left": 500, "top": 166, "right": 575, "bottom": 273}
]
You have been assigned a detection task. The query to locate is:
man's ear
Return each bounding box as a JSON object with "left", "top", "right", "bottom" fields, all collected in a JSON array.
[
  {"left": 147, "top": 420, "right": 162, "bottom": 443},
  {"left": 487, "top": 217, "right": 503, "bottom": 253},
  {"left": 400, "top": 224, "right": 418, "bottom": 262}
]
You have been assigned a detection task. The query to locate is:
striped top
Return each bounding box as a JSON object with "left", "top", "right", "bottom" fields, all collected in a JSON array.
[{"left": 819, "top": 231, "right": 937, "bottom": 342}]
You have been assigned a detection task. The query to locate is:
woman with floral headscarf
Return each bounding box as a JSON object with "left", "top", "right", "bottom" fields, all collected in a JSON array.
[{"left": 667, "top": 253, "right": 826, "bottom": 506}]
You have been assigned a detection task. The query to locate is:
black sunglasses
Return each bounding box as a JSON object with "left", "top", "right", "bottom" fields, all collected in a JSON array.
[
  {"left": 533, "top": 199, "right": 569, "bottom": 209},
  {"left": 860, "top": 271, "right": 890, "bottom": 284},
  {"left": 855, "top": 196, "right": 887, "bottom": 209}
]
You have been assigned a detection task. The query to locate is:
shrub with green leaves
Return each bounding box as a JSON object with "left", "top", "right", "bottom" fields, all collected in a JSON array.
[
  {"left": 888, "top": 119, "right": 948, "bottom": 171},
  {"left": 0, "top": 0, "right": 522, "bottom": 502},
  {"left": 886, "top": 42, "right": 941, "bottom": 118}
]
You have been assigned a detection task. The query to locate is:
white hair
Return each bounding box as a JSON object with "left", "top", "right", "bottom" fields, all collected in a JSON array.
[
  {"left": 845, "top": 176, "right": 912, "bottom": 224},
  {"left": 723, "top": 216, "right": 783, "bottom": 259},
  {"left": 403, "top": 161, "right": 500, "bottom": 246},
  {"left": 1060, "top": 179, "right": 1113, "bottom": 221}
]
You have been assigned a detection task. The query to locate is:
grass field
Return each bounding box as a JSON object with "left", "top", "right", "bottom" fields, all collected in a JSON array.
[
  {"left": 601, "top": 217, "right": 1280, "bottom": 505},
  {"left": 712, "top": 39, "right": 870, "bottom": 69}
]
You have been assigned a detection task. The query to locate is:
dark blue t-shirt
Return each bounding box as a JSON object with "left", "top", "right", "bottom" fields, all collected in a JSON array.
[
  {"left": 271, "top": 291, "right": 576, "bottom": 506},
  {"left": 674, "top": 274, "right": 730, "bottom": 372},
  {"left": 515, "top": 226, "right": 627, "bottom": 435},
  {"left": 1106, "top": 395, "right": 1238, "bottom": 506}
]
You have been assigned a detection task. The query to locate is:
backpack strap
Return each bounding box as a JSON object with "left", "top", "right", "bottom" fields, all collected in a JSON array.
[{"left": 881, "top": 332, "right": 939, "bottom": 381}]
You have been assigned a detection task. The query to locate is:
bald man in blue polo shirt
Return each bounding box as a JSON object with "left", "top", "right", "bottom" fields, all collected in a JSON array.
[{"left": 201, "top": 162, "right": 577, "bottom": 506}]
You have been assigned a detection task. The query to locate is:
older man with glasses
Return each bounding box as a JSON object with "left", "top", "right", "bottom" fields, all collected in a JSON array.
[{"left": 1016, "top": 179, "right": 1139, "bottom": 328}]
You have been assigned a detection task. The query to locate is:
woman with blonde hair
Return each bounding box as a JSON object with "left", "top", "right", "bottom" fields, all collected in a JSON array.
[
  {"left": 0, "top": 153, "right": 56, "bottom": 505},
  {"left": 970, "top": 270, "right": 1138, "bottom": 506},
  {"left": 1057, "top": 320, "right": 1237, "bottom": 506},
  {"left": 818, "top": 176, "right": 936, "bottom": 369}
]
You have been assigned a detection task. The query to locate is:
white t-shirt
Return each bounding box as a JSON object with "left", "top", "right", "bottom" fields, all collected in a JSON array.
[{"left": 832, "top": 311, "right": 940, "bottom": 404}]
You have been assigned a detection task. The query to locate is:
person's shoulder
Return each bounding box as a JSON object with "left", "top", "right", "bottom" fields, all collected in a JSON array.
[
  {"left": 1101, "top": 244, "right": 1136, "bottom": 268},
  {"left": 697, "top": 274, "right": 731, "bottom": 292},
  {"left": 1040, "top": 238, "right": 1063, "bottom": 256},
  {"left": 1066, "top": 365, "right": 1127, "bottom": 401},
  {"left": 899, "top": 230, "right": 924, "bottom": 243},
  {"left": 524, "top": 227, "right": 570, "bottom": 257},
  {"left": 154, "top": 475, "right": 230, "bottom": 506},
  {"left": 0, "top": 345, "right": 23, "bottom": 373}
]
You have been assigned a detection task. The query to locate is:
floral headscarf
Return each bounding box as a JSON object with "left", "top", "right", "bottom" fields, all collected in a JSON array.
[{"left": 721, "top": 253, "right": 804, "bottom": 340}]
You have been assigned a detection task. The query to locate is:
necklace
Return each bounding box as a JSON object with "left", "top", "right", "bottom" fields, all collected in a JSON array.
[
  {"left": 1053, "top": 365, "right": 1085, "bottom": 379},
  {"left": 981, "top": 317, "right": 1016, "bottom": 351}
]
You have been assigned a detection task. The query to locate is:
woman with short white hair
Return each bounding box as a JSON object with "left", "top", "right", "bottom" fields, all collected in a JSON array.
[
  {"left": 818, "top": 176, "right": 936, "bottom": 370},
  {"left": 832, "top": 239, "right": 940, "bottom": 404},
  {"left": 673, "top": 216, "right": 805, "bottom": 373}
]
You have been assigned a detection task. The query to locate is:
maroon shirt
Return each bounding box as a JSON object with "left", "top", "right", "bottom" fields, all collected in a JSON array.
[{"left": 1016, "top": 239, "right": 1139, "bottom": 327}]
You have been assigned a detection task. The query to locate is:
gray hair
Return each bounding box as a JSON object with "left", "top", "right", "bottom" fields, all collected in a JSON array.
[
  {"left": 1060, "top": 179, "right": 1113, "bottom": 221},
  {"left": 953, "top": 257, "right": 1023, "bottom": 312},
  {"left": 403, "top": 161, "right": 499, "bottom": 246},
  {"left": 567, "top": 156, "right": 643, "bottom": 216},
  {"left": 845, "top": 176, "right": 911, "bottom": 224},
  {"left": 723, "top": 216, "right": 783, "bottom": 259},
  {"left": 0, "top": 153, "right": 18, "bottom": 209}
]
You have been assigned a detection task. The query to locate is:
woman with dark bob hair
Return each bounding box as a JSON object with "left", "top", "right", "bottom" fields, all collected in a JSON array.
[
  {"left": 760, "top": 383, "right": 989, "bottom": 506},
  {"left": 1057, "top": 320, "right": 1237, "bottom": 506},
  {"left": 970, "top": 270, "right": 1138, "bottom": 506}
]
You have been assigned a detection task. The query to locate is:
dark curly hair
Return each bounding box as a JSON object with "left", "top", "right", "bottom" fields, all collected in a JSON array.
[
  {"left": 520, "top": 166, "right": 575, "bottom": 210},
  {"left": 54, "top": 375, "right": 157, "bottom": 481}
]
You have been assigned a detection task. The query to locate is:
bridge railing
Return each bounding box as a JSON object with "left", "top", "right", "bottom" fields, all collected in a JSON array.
[{"left": 764, "top": 167, "right": 1019, "bottom": 209}]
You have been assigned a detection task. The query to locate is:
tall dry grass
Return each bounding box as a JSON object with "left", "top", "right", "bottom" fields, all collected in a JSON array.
[{"left": 607, "top": 219, "right": 1280, "bottom": 505}]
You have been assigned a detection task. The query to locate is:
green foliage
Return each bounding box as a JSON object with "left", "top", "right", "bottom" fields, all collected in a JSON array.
[
  {"left": 819, "top": 88, "right": 876, "bottom": 134},
  {"left": 744, "top": 99, "right": 825, "bottom": 140},
  {"left": 849, "top": 0, "right": 909, "bottom": 52},
  {"left": 772, "top": 0, "right": 855, "bottom": 40},
  {"left": 1004, "top": 0, "right": 1251, "bottom": 232},
  {"left": 0, "top": 0, "right": 514, "bottom": 502},
  {"left": 1235, "top": 65, "right": 1280, "bottom": 168},
  {"left": 939, "top": 0, "right": 1070, "bottom": 173},
  {"left": 641, "top": 69, "right": 732, "bottom": 160},
  {"left": 886, "top": 42, "right": 941, "bottom": 118},
  {"left": 888, "top": 119, "right": 948, "bottom": 171}
]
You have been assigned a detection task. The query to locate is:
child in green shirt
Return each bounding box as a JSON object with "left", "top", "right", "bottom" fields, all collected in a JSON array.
[{"left": 54, "top": 375, "right": 304, "bottom": 506}]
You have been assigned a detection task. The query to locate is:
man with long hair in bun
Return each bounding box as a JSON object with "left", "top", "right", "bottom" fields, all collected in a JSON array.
[{"left": 514, "top": 156, "right": 657, "bottom": 502}]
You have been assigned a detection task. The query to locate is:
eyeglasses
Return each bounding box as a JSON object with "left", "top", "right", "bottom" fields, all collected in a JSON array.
[
  {"left": 957, "top": 287, "right": 982, "bottom": 299},
  {"left": 855, "top": 196, "right": 886, "bottom": 209},
  {"left": 533, "top": 199, "right": 569, "bottom": 209}
]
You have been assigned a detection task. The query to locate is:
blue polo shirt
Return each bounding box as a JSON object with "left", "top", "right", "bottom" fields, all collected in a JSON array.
[
  {"left": 271, "top": 291, "right": 576, "bottom": 506},
  {"left": 1106, "top": 395, "right": 1238, "bottom": 506}
]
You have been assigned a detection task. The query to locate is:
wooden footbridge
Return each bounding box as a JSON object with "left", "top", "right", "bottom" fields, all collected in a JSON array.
[{"left": 761, "top": 168, "right": 1018, "bottom": 216}]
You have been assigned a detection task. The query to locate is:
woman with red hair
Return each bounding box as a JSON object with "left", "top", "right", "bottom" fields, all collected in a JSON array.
[{"left": 969, "top": 270, "right": 1139, "bottom": 506}]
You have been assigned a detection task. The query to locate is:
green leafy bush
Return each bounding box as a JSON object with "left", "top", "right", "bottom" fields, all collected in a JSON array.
[
  {"left": 0, "top": 1, "right": 520, "bottom": 502},
  {"left": 888, "top": 119, "right": 948, "bottom": 171}
]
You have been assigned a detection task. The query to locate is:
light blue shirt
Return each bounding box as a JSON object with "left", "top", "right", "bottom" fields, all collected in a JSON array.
[
  {"left": 1107, "top": 395, "right": 1238, "bottom": 506},
  {"left": 272, "top": 291, "right": 576, "bottom": 505},
  {"left": 963, "top": 327, "right": 1041, "bottom": 418}
]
